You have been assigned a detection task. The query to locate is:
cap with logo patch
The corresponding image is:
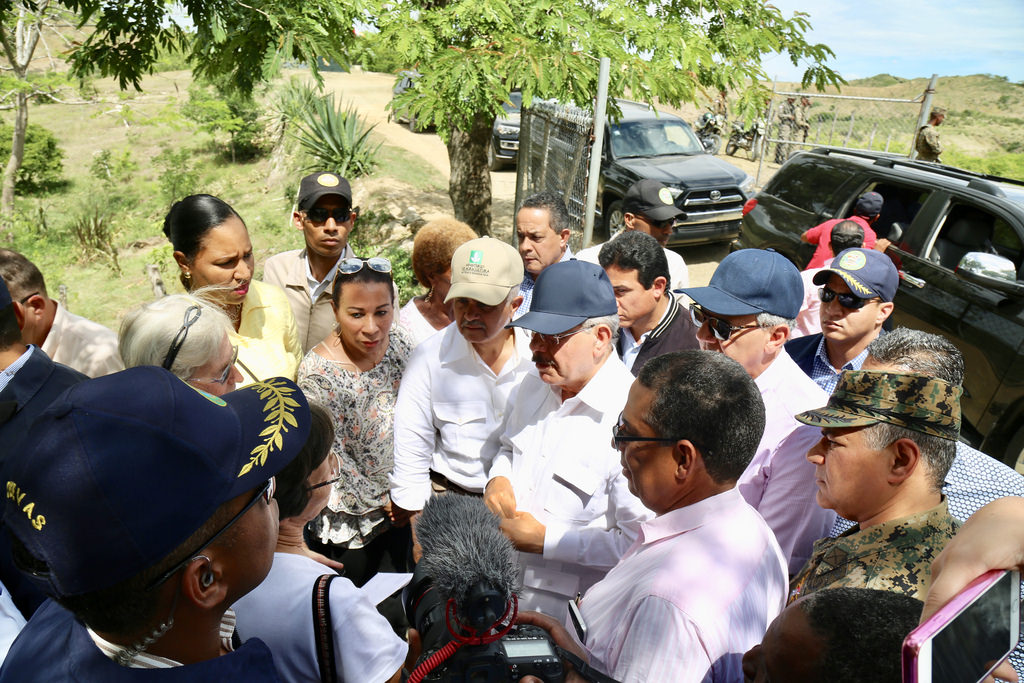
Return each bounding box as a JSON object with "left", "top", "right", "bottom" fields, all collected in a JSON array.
[
  {"left": 813, "top": 248, "right": 898, "bottom": 302},
  {"left": 445, "top": 237, "right": 525, "bottom": 306},
  {"left": 623, "top": 179, "right": 684, "bottom": 222},
  {"left": 297, "top": 172, "right": 352, "bottom": 211},
  {"left": 4, "top": 366, "right": 311, "bottom": 598}
]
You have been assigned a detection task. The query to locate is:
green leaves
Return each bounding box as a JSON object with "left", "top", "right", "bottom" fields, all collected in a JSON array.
[{"left": 287, "top": 84, "right": 382, "bottom": 178}]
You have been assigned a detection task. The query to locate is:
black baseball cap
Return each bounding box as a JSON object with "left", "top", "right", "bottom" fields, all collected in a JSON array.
[
  {"left": 297, "top": 172, "right": 352, "bottom": 211},
  {"left": 623, "top": 179, "right": 684, "bottom": 222}
]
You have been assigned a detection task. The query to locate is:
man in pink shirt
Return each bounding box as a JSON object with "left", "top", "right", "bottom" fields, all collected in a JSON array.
[
  {"left": 570, "top": 350, "right": 787, "bottom": 682},
  {"left": 800, "top": 191, "right": 882, "bottom": 270},
  {"left": 682, "top": 249, "right": 832, "bottom": 574}
]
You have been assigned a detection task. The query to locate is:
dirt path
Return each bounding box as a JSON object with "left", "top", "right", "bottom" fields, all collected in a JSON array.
[{"left": 303, "top": 69, "right": 728, "bottom": 286}]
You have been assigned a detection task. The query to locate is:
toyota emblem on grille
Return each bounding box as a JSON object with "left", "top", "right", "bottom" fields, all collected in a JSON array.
[{"left": 710, "top": 190, "right": 721, "bottom": 201}]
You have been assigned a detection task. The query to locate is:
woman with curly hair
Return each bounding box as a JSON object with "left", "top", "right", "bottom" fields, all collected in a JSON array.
[{"left": 398, "top": 217, "right": 476, "bottom": 345}]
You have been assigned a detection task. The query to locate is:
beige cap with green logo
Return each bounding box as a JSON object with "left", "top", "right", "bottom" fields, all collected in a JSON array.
[{"left": 445, "top": 237, "right": 525, "bottom": 306}]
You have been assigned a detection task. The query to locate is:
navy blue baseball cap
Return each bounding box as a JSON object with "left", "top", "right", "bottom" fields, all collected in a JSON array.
[
  {"left": 681, "top": 249, "right": 803, "bottom": 319},
  {"left": 813, "top": 248, "right": 899, "bottom": 302},
  {"left": 510, "top": 260, "right": 617, "bottom": 335},
  {"left": 4, "top": 366, "right": 311, "bottom": 598},
  {"left": 0, "top": 275, "right": 10, "bottom": 309}
]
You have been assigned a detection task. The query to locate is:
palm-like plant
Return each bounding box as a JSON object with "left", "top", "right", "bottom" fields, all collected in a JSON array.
[{"left": 290, "top": 93, "right": 381, "bottom": 178}]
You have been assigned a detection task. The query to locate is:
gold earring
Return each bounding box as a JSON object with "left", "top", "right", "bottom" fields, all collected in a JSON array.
[{"left": 183, "top": 272, "right": 192, "bottom": 282}]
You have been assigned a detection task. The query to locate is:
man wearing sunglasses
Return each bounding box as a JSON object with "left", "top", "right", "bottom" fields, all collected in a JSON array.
[
  {"left": 577, "top": 179, "right": 690, "bottom": 290},
  {"left": 786, "top": 248, "right": 898, "bottom": 396},
  {"left": 484, "top": 260, "right": 649, "bottom": 621},
  {"left": 264, "top": 172, "right": 360, "bottom": 352},
  {"left": 0, "top": 367, "right": 311, "bottom": 680},
  {"left": 683, "top": 248, "right": 830, "bottom": 576}
]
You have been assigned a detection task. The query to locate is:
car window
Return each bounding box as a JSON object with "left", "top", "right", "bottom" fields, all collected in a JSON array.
[
  {"left": 765, "top": 160, "right": 849, "bottom": 215},
  {"left": 923, "top": 203, "right": 1020, "bottom": 272},
  {"left": 609, "top": 120, "right": 703, "bottom": 158},
  {"left": 868, "top": 182, "right": 932, "bottom": 241}
]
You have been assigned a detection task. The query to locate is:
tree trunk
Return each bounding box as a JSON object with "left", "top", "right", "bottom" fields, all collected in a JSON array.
[
  {"left": 1, "top": 91, "right": 29, "bottom": 219},
  {"left": 447, "top": 113, "right": 494, "bottom": 237}
]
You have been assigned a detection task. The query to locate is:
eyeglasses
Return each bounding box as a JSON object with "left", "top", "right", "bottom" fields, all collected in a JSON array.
[
  {"left": 304, "top": 207, "right": 351, "bottom": 224},
  {"left": 18, "top": 291, "right": 39, "bottom": 304},
  {"left": 338, "top": 257, "right": 392, "bottom": 275},
  {"left": 307, "top": 453, "right": 342, "bottom": 491},
  {"left": 610, "top": 413, "right": 679, "bottom": 451},
  {"left": 147, "top": 477, "right": 276, "bottom": 589},
  {"left": 162, "top": 306, "right": 202, "bottom": 371},
  {"left": 529, "top": 326, "right": 590, "bottom": 347},
  {"left": 689, "top": 304, "right": 760, "bottom": 342},
  {"left": 188, "top": 346, "right": 239, "bottom": 385},
  {"left": 818, "top": 286, "right": 877, "bottom": 310}
]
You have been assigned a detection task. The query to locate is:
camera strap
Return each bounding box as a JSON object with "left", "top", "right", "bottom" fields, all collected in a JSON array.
[
  {"left": 556, "top": 647, "right": 622, "bottom": 683},
  {"left": 312, "top": 573, "right": 340, "bottom": 683}
]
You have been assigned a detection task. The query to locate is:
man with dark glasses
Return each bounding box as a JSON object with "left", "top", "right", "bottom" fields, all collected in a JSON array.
[
  {"left": 264, "top": 171, "right": 360, "bottom": 352},
  {"left": 577, "top": 179, "right": 690, "bottom": 290},
  {"left": 0, "top": 367, "right": 311, "bottom": 680},
  {"left": 682, "top": 248, "right": 830, "bottom": 576},
  {"left": 786, "top": 248, "right": 898, "bottom": 396}
]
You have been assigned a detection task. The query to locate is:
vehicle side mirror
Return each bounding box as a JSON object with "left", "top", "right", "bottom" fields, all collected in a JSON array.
[
  {"left": 956, "top": 252, "right": 1024, "bottom": 298},
  {"left": 887, "top": 222, "right": 905, "bottom": 243}
]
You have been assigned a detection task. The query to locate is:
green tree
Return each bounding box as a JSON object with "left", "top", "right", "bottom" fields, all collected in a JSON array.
[{"left": 379, "top": 0, "right": 843, "bottom": 235}]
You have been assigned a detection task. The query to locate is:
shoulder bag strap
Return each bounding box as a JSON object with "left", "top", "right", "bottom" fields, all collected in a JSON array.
[{"left": 312, "top": 573, "right": 339, "bottom": 683}]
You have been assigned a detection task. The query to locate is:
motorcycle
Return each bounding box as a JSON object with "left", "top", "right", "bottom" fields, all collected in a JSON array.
[
  {"left": 694, "top": 111, "right": 726, "bottom": 155},
  {"left": 725, "top": 119, "right": 766, "bottom": 161}
]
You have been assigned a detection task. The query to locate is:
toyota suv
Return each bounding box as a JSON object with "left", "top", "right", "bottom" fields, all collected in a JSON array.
[
  {"left": 736, "top": 147, "right": 1024, "bottom": 465},
  {"left": 597, "top": 100, "right": 755, "bottom": 246}
]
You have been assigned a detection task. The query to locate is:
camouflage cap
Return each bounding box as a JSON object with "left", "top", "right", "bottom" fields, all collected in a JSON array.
[{"left": 795, "top": 370, "right": 961, "bottom": 441}]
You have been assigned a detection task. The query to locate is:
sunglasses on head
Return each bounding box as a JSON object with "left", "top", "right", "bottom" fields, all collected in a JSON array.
[
  {"left": 304, "top": 207, "right": 351, "bottom": 224},
  {"left": 338, "top": 257, "right": 392, "bottom": 275},
  {"left": 818, "top": 286, "right": 877, "bottom": 310},
  {"left": 689, "top": 304, "right": 760, "bottom": 342},
  {"left": 163, "top": 306, "right": 202, "bottom": 371}
]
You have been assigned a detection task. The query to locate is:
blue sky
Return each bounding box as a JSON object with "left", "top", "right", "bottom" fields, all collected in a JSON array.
[{"left": 758, "top": 0, "right": 1024, "bottom": 83}]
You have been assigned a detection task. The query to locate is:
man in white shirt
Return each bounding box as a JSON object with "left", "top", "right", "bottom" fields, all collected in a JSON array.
[
  {"left": 390, "top": 237, "right": 533, "bottom": 519},
  {"left": 514, "top": 191, "right": 573, "bottom": 318},
  {"left": 0, "top": 249, "right": 122, "bottom": 378},
  {"left": 577, "top": 179, "right": 689, "bottom": 290},
  {"left": 682, "top": 249, "right": 832, "bottom": 575},
  {"left": 598, "top": 230, "right": 698, "bottom": 376},
  {"left": 484, "top": 260, "right": 650, "bottom": 620},
  {"left": 576, "top": 350, "right": 786, "bottom": 682},
  {"left": 263, "top": 171, "right": 359, "bottom": 352}
]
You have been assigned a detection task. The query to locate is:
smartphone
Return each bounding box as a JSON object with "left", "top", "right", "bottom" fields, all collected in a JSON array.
[
  {"left": 902, "top": 569, "right": 1021, "bottom": 683},
  {"left": 567, "top": 599, "right": 588, "bottom": 645}
]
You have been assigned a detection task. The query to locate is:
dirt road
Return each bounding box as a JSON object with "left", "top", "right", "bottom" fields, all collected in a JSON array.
[{"left": 308, "top": 69, "right": 729, "bottom": 287}]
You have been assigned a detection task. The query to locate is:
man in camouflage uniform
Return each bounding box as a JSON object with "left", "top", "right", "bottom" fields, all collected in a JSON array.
[
  {"left": 788, "top": 369, "right": 960, "bottom": 602},
  {"left": 774, "top": 96, "right": 804, "bottom": 163},
  {"left": 914, "top": 107, "right": 945, "bottom": 162}
]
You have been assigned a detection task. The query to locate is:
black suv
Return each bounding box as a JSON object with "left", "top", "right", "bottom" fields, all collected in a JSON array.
[
  {"left": 736, "top": 147, "right": 1024, "bottom": 465},
  {"left": 488, "top": 91, "right": 522, "bottom": 171},
  {"left": 597, "top": 100, "right": 755, "bottom": 247}
]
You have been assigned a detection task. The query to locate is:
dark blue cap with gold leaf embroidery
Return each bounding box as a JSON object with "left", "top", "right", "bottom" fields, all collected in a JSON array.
[{"left": 3, "top": 366, "right": 310, "bottom": 598}]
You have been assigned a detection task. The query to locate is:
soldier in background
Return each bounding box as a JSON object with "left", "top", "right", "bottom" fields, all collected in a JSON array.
[
  {"left": 774, "top": 97, "right": 798, "bottom": 163},
  {"left": 914, "top": 107, "right": 946, "bottom": 162},
  {"left": 798, "top": 96, "right": 811, "bottom": 142},
  {"left": 713, "top": 89, "right": 728, "bottom": 117}
]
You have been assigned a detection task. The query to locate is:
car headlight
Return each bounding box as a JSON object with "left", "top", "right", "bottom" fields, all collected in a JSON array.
[
  {"left": 739, "top": 174, "right": 756, "bottom": 197},
  {"left": 496, "top": 124, "right": 520, "bottom": 136}
]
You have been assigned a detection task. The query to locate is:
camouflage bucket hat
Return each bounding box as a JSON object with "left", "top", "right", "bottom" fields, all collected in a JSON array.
[{"left": 795, "top": 370, "right": 962, "bottom": 441}]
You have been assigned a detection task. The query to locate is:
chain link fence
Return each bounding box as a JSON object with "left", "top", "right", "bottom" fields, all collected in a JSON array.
[
  {"left": 757, "top": 85, "right": 934, "bottom": 185},
  {"left": 514, "top": 100, "right": 593, "bottom": 251}
]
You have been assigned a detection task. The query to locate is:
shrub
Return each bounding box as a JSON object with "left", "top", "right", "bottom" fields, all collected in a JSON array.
[
  {"left": 0, "top": 122, "right": 65, "bottom": 192},
  {"left": 67, "top": 204, "right": 121, "bottom": 275},
  {"left": 290, "top": 95, "right": 381, "bottom": 178},
  {"left": 183, "top": 80, "right": 267, "bottom": 162},
  {"left": 154, "top": 148, "right": 199, "bottom": 204}
]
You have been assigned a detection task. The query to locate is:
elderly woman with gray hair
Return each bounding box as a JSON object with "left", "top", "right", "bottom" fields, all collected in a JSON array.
[{"left": 119, "top": 292, "right": 242, "bottom": 396}]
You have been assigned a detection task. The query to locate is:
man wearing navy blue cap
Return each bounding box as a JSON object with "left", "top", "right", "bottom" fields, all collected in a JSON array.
[
  {"left": 484, "top": 260, "right": 649, "bottom": 620},
  {"left": 683, "top": 249, "right": 830, "bottom": 575},
  {"left": 786, "top": 248, "right": 898, "bottom": 396},
  {"left": 0, "top": 367, "right": 311, "bottom": 681}
]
